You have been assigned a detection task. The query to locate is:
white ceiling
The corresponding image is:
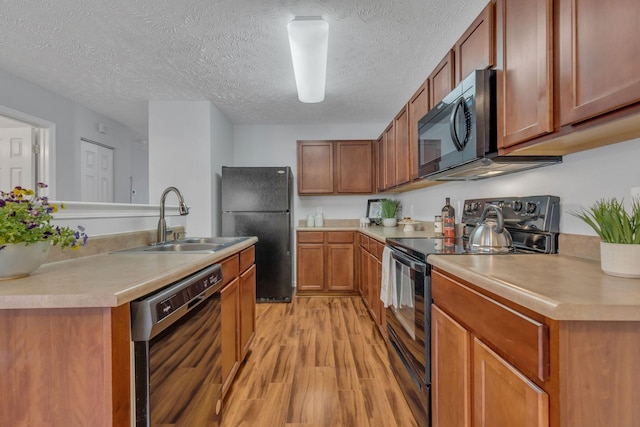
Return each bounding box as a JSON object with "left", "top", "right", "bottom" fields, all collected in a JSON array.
[{"left": 0, "top": 0, "right": 488, "bottom": 135}]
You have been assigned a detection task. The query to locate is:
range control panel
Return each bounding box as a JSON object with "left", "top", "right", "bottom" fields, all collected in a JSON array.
[{"left": 462, "top": 195, "right": 560, "bottom": 233}]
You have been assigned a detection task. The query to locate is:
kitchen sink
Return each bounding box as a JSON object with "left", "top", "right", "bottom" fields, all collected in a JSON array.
[{"left": 113, "top": 236, "right": 251, "bottom": 254}]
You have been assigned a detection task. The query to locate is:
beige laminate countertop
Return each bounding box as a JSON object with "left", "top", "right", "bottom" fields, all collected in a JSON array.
[
  {"left": 297, "top": 225, "right": 434, "bottom": 241},
  {"left": 0, "top": 237, "right": 258, "bottom": 310},
  {"left": 429, "top": 253, "right": 640, "bottom": 321}
]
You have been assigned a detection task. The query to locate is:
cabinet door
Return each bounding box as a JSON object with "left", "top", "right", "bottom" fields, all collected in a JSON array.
[
  {"left": 368, "top": 251, "right": 381, "bottom": 325},
  {"left": 376, "top": 135, "right": 384, "bottom": 192},
  {"left": 559, "top": 0, "right": 640, "bottom": 125},
  {"left": 408, "top": 78, "right": 430, "bottom": 181},
  {"left": 394, "top": 105, "right": 410, "bottom": 186},
  {"left": 335, "top": 140, "right": 374, "bottom": 193},
  {"left": 432, "top": 305, "right": 471, "bottom": 427},
  {"left": 297, "top": 141, "right": 334, "bottom": 194},
  {"left": 374, "top": 257, "right": 384, "bottom": 330},
  {"left": 221, "top": 277, "right": 240, "bottom": 396},
  {"left": 473, "top": 338, "right": 549, "bottom": 427},
  {"left": 326, "top": 243, "right": 354, "bottom": 291},
  {"left": 296, "top": 243, "right": 324, "bottom": 291},
  {"left": 496, "top": 0, "right": 553, "bottom": 148},
  {"left": 359, "top": 246, "right": 369, "bottom": 301},
  {"left": 455, "top": 2, "right": 496, "bottom": 83},
  {"left": 429, "top": 50, "right": 455, "bottom": 106},
  {"left": 239, "top": 264, "right": 256, "bottom": 359},
  {"left": 383, "top": 123, "right": 396, "bottom": 190}
]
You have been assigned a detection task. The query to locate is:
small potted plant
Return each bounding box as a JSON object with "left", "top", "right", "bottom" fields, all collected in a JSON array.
[
  {"left": 0, "top": 183, "right": 88, "bottom": 279},
  {"left": 380, "top": 199, "right": 401, "bottom": 227},
  {"left": 571, "top": 197, "right": 640, "bottom": 278}
]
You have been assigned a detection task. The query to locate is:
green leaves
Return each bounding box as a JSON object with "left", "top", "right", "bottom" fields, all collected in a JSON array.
[
  {"left": 379, "top": 199, "right": 400, "bottom": 219},
  {"left": 0, "top": 185, "right": 88, "bottom": 249},
  {"left": 571, "top": 198, "right": 640, "bottom": 244}
]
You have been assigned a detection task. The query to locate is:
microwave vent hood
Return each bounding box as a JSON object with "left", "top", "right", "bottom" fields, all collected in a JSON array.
[{"left": 424, "top": 155, "right": 562, "bottom": 181}]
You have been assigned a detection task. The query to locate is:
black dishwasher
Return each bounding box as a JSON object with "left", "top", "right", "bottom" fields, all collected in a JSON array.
[{"left": 130, "top": 264, "right": 223, "bottom": 426}]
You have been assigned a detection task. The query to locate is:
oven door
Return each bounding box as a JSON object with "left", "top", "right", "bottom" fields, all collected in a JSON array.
[{"left": 386, "top": 248, "right": 430, "bottom": 385}]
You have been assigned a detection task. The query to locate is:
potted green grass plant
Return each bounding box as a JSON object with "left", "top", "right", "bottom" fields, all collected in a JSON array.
[
  {"left": 571, "top": 197, "right": 640, "bottom": 278},
  {"left": 380, "top": 199, "right": 401, "bottom": 227}
]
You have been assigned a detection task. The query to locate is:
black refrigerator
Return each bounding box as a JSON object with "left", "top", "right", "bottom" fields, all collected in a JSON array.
[{"left": 221, "top": 166, "right": 293, "bottom": 302}]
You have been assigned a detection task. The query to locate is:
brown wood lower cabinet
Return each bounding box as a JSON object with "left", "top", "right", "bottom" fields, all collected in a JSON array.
[
  {"left": 297, "top": 231, "right": 355, "bottom": 293},
  {"left": 432, "top": 268, "right": 640, "bottom": 427},
  {"left": 357, "top": 232, "right": 385, "bottom": 335},
  {"left": 221, "top": 246, "right": 256, "bottom": 397}
]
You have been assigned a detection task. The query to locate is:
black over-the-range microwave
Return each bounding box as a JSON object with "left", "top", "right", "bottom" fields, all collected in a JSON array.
[{"left": 416, "top": 69, "right": 561, "bottom": 181}]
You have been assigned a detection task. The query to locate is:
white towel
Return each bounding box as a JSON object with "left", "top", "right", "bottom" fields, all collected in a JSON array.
[
  {"left": 380, "top": 246, "right": 395, "bottom": 307},
  {"left": 399, "top": 263, "right": 414, "bottom": 308}
]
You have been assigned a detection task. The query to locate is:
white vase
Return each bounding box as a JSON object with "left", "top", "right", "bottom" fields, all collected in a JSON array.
[
  {"left": 600, "top": 242, "right": 640, "bottom": 278},
  {"left": 382, "top": 218, "right": 397, "bottom": 227},
  {"left": 0, "top": 242, "right": 51, "bottom": 280}
]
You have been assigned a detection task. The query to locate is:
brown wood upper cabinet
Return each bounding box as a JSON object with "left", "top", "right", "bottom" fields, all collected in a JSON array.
[
  {"left": 408, "top": 78, "right": 430, "bottom": 181},
  {"left": 496, "top": 0, "right": 553, "bottom": 149},
  {"left": 383, "top": 123, "right": 396, "bottom": 190},
  {"left": 297, "top": 140, "right": 374, "bottom": 195},
  {"left": 394, "top": 105, "right": 410, "bottom": 186},
  {"left": 454, "top": 1, "right": 496, "bottom": 84},
  {"left": 558, "top": 0, "right": 640, "bottom": 125},
  {"left": 376, "top": 135, "right": 384, "bottom": 192},
  {"left": 429, "top": 50, "right": 456, "bottom": 106}
]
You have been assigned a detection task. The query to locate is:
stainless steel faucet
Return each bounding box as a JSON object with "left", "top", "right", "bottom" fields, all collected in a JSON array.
[{"left": 157, "top": 186, "right": 189, "bottom": 244}]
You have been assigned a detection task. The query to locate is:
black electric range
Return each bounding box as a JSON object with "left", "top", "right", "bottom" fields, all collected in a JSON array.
[{"left": 387, "top": 195, "right": 560, "bottom": 262}]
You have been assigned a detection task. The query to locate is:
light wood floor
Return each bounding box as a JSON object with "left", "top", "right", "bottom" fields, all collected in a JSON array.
[{"left": 221, "top": 296, "right": 419, "bottom": 427}]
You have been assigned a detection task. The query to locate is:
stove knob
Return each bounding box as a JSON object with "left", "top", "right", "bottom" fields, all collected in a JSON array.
[
  {"left": 526, "top": 202, "right": 537, "bottom": 214},
  {"left": 473, "top": 202, "right": 480, "bottom": 211},
  {"left": 513, "top": 201, "right": 523, "bottom": 212}
]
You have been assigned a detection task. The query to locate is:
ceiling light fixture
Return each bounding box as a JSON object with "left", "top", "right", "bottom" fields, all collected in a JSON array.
[{"left": 287, "top": 17, "right": 329, "bottom": 103}]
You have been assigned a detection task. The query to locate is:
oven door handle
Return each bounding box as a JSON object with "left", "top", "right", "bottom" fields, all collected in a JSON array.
[{"left": 389, "top": 249, "right": 426, "bottom": 273}]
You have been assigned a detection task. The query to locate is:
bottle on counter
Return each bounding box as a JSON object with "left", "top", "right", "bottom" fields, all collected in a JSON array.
[
  {"left": 442, "top": 197, "right": 455, "bottom": 238},
  {"left": 434, "top": 215, "right": 443, "bottom": 236},
  {"left": 314, "top": 207, "right": 324, "bottom": 227}
]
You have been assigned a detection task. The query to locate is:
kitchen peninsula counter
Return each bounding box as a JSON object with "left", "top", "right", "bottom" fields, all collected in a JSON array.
[
  {"left": 0, "top": 236, "right": 258, "bottom": 309},
  {"left": 429, "top": 253, "right": 640, "bottom": 321}
]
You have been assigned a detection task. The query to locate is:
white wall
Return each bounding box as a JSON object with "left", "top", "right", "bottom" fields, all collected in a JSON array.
[
  {"left": 234, "top": 123, "right": 640, "bottom": 238},
  {"left": 233, "top": 123, "right": 387, "bottom": 222},
  {"left": 0, "top": 68, "right": 146, "bottom": 202},
  {"left": 395, "top": 137, "right": 640, "bottom": 236},
  {"left": 149, "top": 101, "right": 234, "bottom": 237}
]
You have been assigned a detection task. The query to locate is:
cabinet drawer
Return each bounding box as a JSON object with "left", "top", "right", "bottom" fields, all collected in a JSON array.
[
  {"left": 297, "top": 231, "right": 324, "bottom": 243},
  {"left": 239, "top": 245, "right": 255, "bottom": 272},
  {"left": 326, "top": 231, "right": 354, "bottom": 243},
  {"left": 220, "top": 255, "right": 240, "bottom": 287},
  {"left": 374, "top": 240, "right": 384, "bottom": 260},
  {"left": 432, "top": 270, "right": 549, "bottom": 382},
  {"left": 359, "top": 233, "right": 370, "bottom": 251}
]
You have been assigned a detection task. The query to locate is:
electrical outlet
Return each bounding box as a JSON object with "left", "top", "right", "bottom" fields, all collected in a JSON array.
[{"left": 631, "top": 187, "right": 640, "bottom": 200}]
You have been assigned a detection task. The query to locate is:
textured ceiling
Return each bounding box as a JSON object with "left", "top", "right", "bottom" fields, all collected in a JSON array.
[{"left": 0, "top": 0, "right": 488, "bottom": 135}]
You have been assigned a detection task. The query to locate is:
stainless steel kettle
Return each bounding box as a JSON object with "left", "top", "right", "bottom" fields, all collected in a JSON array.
[{"left": 467, "top": 205, "right": 513, "bottom": 253}]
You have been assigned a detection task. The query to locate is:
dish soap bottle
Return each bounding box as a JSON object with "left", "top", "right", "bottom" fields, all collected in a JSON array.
[{"left": 441, "top": 197, "right": 455, "bottom": 237}]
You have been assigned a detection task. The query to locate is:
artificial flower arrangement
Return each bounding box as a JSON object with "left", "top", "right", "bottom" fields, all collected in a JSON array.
[{"left": 0, "top": 183, "right": 88, "bottom": 250}]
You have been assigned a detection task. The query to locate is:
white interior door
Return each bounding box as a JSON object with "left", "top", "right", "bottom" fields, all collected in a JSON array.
[
  {"left": 81, "top": 139, "right": 114, "bottom": 202},
  {"left": 0, "top": 127, "right": 35, "bottom": 191}
]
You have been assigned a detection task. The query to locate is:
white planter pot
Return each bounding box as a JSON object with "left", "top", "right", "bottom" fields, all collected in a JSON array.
[
  {"left": 382, "top": 218, "right": 397, "bottom": 227},
  {"left": 0, "top": 242, "right": 51, "bottom": 280},
  {"left": 600, "top": 242, "right": 640, "bottom": 278}
]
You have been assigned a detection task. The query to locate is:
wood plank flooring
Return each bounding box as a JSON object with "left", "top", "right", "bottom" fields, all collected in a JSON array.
[{"left": 221, "top": 296, "right": 419, "bottom": 427}]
